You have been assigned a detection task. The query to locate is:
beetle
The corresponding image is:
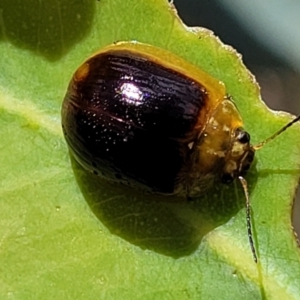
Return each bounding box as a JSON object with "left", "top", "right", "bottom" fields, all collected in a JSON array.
[{"left": 61, "top": 41, "right": 300, "bottom": 262}]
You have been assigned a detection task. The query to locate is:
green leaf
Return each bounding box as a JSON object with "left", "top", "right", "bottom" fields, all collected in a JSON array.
[{"left": 1, "top": 0, "right": 300, "bottom": 299}]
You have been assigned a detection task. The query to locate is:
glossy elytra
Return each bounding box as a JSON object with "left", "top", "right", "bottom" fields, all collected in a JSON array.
[{"left": 61, "top": 41, "right": 300, "bottom": 263}]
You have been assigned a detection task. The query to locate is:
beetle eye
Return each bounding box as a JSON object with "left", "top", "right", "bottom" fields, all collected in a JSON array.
[
  {"left": 242, "top": 163, "right": 250, "bottom": 172},
  {"left": 237, "top": 130, "right": 250, "bottom": 144},
  {"left": 221, "top": 173, "right": 234, "bottom": 184}
]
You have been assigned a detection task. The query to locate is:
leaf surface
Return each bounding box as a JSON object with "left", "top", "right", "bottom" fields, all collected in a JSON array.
[{"left": 0, "top": 0, "right": 300, "bottom": 299}]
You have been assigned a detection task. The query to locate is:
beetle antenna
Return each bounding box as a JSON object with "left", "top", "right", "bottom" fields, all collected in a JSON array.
[
  {"left": 253, "top": 115, "right": 300, "bottom": 150},
  {"left": 238, "top": 176, "right": 258, "bottom": 263}
]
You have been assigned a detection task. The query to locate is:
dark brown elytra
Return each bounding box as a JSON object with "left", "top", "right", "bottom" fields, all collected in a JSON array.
[{"left": 63, "top": 50, "right": 210, "bottom": 194}]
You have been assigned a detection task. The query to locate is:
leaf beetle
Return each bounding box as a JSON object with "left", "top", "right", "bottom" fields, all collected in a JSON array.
[{"left": 61, "top": 41, "right": 300, "bottom": 262}]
